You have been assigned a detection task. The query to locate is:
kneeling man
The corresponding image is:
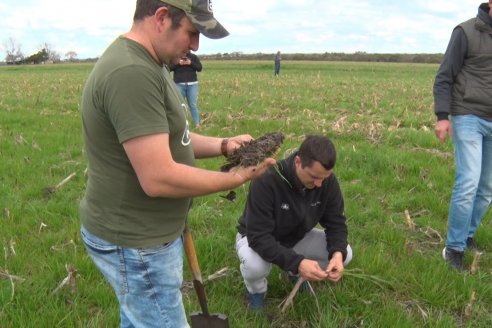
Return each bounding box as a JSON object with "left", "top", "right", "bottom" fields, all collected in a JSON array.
[{"left": 235, "top": 134, "right": 353, "bottom": 311}]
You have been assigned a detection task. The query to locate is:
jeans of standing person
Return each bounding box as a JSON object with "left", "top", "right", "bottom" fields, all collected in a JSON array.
[
  {"left": 176, "top": 82, "right": 200, "bottom": 127},
  {"left": 235, "top": 228, "right": 353, "bottom": 294},
  {"left": 81, "top": 226, "right": 190, "bottom": 328},
  {"left": 446, "top": 114, "right": 492, "bottom": 252},
  {"left": 274, "top": 62, "right": 280, "bottom": 76}
]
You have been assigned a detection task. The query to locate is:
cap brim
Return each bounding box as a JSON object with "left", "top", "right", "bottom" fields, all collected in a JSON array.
[{"left": 187, "top": 14, "right": 229, "bottom": 39}]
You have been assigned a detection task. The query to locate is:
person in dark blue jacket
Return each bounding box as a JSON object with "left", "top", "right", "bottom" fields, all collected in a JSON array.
[
  {"left": 235, "top": 135, "right": 352, "bottom": 311},
  {"left": 169, "top": 51, "right": 203, "bottom": 128},
  {"left": 274, "top": 50, "right": 281, "bottom": 76}
]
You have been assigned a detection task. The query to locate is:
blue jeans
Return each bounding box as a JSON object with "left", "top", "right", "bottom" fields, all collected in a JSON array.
[
  {"left": 81, "top": 226, "right": 190, "bottom": 328},
  {"left": 176, "top": 83, "right": 200, "bottom": 126},
  {"left": 446, "top": 115, "right": 492, "bottom": 251},
  {"left": 274, "top": 62, "right": 281, "bottom": 76}
]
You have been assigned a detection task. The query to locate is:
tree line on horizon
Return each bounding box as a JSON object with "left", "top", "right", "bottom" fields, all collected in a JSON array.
[
  {"left": 199, "top": 51, "right": 444, "bottom": 64},
  {"left": 2, "top": 37, "right": 80, "bottom": 65},
  {"left": 2, "top": 35, "right": 444, "bottom": 65},
  {"left": 2, "top": 52, "right": 444, "bottom": 65}
]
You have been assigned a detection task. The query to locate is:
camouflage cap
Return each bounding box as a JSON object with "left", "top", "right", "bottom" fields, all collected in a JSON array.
[{"left": 161, "top": 0, "right": 229, "bottom": 39}]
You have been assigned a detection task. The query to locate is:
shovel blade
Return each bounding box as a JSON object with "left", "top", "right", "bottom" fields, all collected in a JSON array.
[{"left": 190, "top": 312, "right": 229, "bottom": 328}]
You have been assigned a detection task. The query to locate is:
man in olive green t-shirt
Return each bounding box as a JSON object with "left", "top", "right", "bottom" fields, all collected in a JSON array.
[{"left": 79, "top": 1, "right": 275, "bottom": 327}]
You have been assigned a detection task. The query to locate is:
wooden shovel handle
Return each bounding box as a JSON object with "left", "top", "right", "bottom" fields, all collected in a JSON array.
[{"left": 183, "top": 225, "right": 210, "bottom": 316}]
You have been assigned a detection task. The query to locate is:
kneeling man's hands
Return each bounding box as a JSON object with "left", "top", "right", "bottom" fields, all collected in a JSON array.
[
  {"left": 298, "top": 259, "right": 329, "bottom": 281},
  {"left": 298, "top": 252, "right": 345, "bottom": 283},
  {"left": 325, "top": 252, "right": 344, "bottom": 282}
]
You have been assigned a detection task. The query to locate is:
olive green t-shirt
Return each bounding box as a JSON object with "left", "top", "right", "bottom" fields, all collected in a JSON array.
[{"left": 80, "top": 36, "right": 195, "bottom": 248}]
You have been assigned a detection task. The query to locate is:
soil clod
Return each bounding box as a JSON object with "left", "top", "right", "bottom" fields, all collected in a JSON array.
[{"left": 221, "top": 132, "right": 284, "bottom": 172}]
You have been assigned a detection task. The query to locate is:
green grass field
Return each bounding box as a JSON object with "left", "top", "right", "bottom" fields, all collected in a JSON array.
[{"left": 1, "top": 61, "right": 491, "bottom": 327}]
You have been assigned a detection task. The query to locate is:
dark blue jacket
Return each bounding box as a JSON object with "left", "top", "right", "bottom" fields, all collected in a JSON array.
[
  {"left": 433, "top": 2, "right": 492, "bottom": 121},
  {"left": 169, "top": 52, "right": 202, "bottom": 83},
  {"left": 237, "top": 152, "right": 348, "bottom": 274}
]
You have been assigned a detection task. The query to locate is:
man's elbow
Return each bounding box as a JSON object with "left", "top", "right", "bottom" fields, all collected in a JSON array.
[
  {"left": 140, "top": 181, "right": 181, "bottom": 199},
  {"left": 138, "top": 177, "right": 168, "bottom": 198},
  {"left": 140, "top": 182, "right": 161, "bottom": 198}
]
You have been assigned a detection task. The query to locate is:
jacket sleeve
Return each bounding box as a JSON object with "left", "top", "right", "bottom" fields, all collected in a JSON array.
[
  {"left": 319, "top": 175, "right": 348, "bottom": 261},
  {"left": 433, "top": 27, "right": 467, "bottom": 120},
  {"left": 190, "top": 54, "right": 202, "bottom": 72},
  {"left": 245, "top": 175, "right": 305, "bottom": 274}
]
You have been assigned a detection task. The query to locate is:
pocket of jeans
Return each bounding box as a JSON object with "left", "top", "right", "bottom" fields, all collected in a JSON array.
[
  {"left": 81, "top": 227, "right": 118, "bottom": 253},
  {"left": 137, "top": 240, "right": 175, "bottom": 256}
]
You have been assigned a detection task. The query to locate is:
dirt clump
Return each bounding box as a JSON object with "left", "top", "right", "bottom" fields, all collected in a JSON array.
[{"left": 221, "top": 132, "right": 284, "bottom": 172}]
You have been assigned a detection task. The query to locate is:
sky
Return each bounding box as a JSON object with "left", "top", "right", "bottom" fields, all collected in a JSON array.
[{"left": 0, "top": 0, "right": 483, "bottom": 60}]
